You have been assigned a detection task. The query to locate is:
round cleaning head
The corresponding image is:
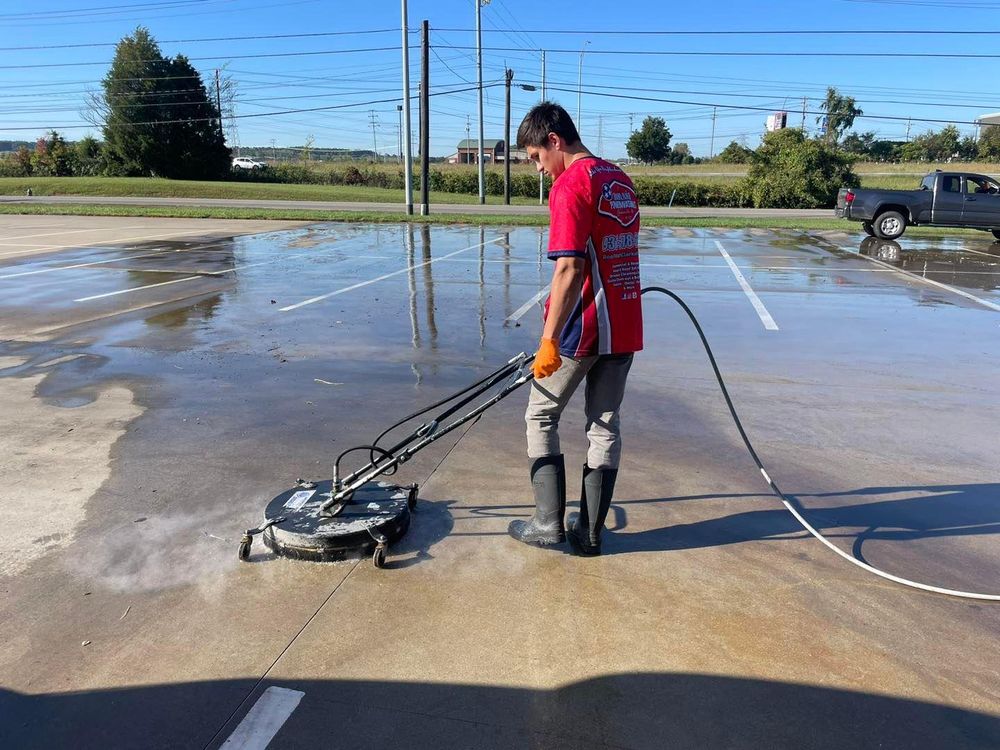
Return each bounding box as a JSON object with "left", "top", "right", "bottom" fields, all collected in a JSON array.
[{"left": 261, "top": 479, "right": 413, "bottom": 563}]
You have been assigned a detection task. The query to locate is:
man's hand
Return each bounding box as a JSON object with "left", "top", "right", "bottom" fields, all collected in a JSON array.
[{"left": 533, "top": 338, "right": 562, "bottom": 379}]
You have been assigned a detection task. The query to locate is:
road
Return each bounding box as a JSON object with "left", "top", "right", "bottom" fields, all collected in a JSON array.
[{"left": 2, "top": 194, "right": 832, "bottom": 218}]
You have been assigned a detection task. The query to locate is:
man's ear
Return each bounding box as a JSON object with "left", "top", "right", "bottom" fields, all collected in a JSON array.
[{"left": 547, "top": 132, "right": 561, "bottom": 151}]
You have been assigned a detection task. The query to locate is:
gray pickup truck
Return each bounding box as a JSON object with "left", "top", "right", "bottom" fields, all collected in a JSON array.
[{"left": 835, "top": 171, "right": 1000, "bottom": 240}]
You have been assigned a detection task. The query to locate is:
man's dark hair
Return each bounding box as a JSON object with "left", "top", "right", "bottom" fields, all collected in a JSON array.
[{"left": 516, "top": 101, "right": 580, "bottom": 148}]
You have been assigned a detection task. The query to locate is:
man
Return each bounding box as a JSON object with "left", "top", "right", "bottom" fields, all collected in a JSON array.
[{"left": 507, "top": 102, "right": 643, "bottom": 556}]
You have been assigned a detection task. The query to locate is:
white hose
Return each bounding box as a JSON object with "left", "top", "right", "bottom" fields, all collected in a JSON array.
[
  {"left": 644, "top": 286, "right": 1000, "bottom": 603},
  {"left": 763, "top": 470, "right": 1000, "bottom": 601}
]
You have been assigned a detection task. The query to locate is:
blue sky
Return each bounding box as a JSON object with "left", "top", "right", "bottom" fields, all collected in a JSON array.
[{"left": 4, "top": 0, "right": 1000, "bottom": 158}]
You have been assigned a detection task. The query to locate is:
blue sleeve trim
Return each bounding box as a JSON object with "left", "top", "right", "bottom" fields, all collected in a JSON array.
[{"left": 548, "top": 250, "right": 587, "bottom": 259}]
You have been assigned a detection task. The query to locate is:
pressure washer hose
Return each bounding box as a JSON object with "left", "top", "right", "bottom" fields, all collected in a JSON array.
[{"left": 642, "top": 286, "right": 999, "bottom": 602}]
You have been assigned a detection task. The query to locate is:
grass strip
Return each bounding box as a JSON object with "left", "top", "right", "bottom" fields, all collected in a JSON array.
[{"left": 5, "top": 200, "right": 997, "bottom": 237}]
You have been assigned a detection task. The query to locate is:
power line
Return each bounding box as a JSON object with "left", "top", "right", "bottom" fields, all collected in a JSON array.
[
  {"left": 521, "top": 78, "right": 1000, "bottom": 111},
  {"left": 542, "top": 84, "right": 989, "bottom": 127},
  {"left": 4, "top": 0, "right": 229, "bottom": 19},
  {"left": 0, "top": 82, "right": 505, "bottom": 132},
  {"left": 0, "top": 45, "right": 415, "bottom": 70},
  {"left": 436, "top": 44, "right": 1000, "bottom": 59},
  {"left": 435, "top": 27, "right": 1000, "bottom": 35},
  {"left": 0, "top": 28, "right": 406, "bottom": 52},
  {"left": 1, "top": 0, "right": 324, "bottom": 28}
]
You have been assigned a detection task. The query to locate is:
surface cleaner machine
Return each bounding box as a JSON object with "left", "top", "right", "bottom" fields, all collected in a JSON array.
[
  {"left": 239, "top": 352, "right": 534, "bottom": 568},
  {"left": 238, "top": 288, "right": 999, "bottom": 603}
]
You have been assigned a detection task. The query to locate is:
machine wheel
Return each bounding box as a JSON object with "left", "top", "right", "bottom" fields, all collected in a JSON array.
[
  {"left": 991, "top": 229, "right": 1000, "bottom": 241},
  {"left": 372, "top": 544, "right": 387, "bottom": 569},
  {"left": 407, "top": 485, "right": 418, "bottom": 510},
  {"left": 238, "top": 537, "right": 251, "bottom": 562},
  {"left": 873, "top": 211, "right": 906, "bottom": 240},
  {"left": 862, "top": 221, "right": 875, "bottom": 237}
]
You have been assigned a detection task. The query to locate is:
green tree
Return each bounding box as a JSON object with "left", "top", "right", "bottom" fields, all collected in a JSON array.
[
  {"left": 841, "top": 131, "right": 877, "bottom": 157},
  {"left": 715, "top": 140, "right": 753, "bottom": 164},
  {"left": 626, "top": 116, "right": 672, "bottom": 164},
  {"left": 31, "top": 131, "right": 72, "bottom": 176},
  {"left": 101, "top": 27, "right": 229, "bottom": 178},
  {"left": 818, "top": 87, "right": 863, "bottom": 145},
  {"left": 73, "top": 136, "right": 103, "bottom": 176},
  {"left": 740, "top": 128, "right": 859, "bottom": 209},
  {"left": 979, "top": 125, "right": 1000, "bottom": 161},
  {"left": 12, "top": 145, "right": 34, "bottom": 176},
  {"left": 901, "top": 125, "right": 963, "bottom": 162},
  {"left": 958, "top": 135, "right": 978, "bottom": 161}
]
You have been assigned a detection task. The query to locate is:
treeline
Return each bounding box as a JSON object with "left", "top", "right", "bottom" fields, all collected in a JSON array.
[
  {"left": 0, "top": 27, "right": 231, "bottom": 180},
  {"left": 0, "top": 133, "right": 104, "bottom": 177},
  {"left": 840, "top": 125, "right": 1000, "bottom": 163},
  {"left": 713, "top": 126, "right": 1000, "bottom": 165},
  {"left": 223, "top": 128, "right": 855, "bottom": 208}
]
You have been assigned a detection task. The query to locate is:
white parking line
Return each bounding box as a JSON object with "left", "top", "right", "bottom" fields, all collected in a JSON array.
[
  {"left": 68, "top": 247, "right": 380, "bottom": 303},
  {"left": 220, "top": 686, "right": 304, "bottom": 750},
  {"left": 854, "top": 252, "right": 1000, "bottom": 312},
  {"left": 640, "top": 262, "right": 897, "bottom": 273},
  {"left": 0, "top": 224, "right": 148, "bottom": 243},
  {"left": 507, "top": 284, "right": 551, "bottom": 324},
  {"left": 0, "top": 247, "right": 170, "bottom": 279},
  {"left": 74, "top": 276, "right": 204, "bottom": 302},
  {"left": 714, "top": 240, "right": 779, "bottom": 331},
  {"left": 0, "top": 228, "right": 223, "bottom": 258},
  {"left": 279, "top": 237, "right": 503, "bottom": 312}
]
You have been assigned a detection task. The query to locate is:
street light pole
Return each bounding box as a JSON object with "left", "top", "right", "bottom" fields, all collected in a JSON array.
[
  {"left": 400, "top": 0, "right": 414, "bottom": 214},
  {"left": 577, "top": 40, "right": 590, "bottom": 133},
  {"left": 504, "top": 68, "right": 513, "bottom": 205},
  {"left": 476, "top": 0, "right": 490, "bottom": 205},
  {"left": 539, "top": 49, "right": 545, "bottom": 206}
]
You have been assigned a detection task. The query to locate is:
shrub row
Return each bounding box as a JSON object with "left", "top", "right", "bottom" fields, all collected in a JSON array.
[{"left": 228, "top": 164, "right": 761, "bottom": 206}]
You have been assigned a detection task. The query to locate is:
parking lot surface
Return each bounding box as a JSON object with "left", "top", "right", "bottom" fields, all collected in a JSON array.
[{"left": 0, "top": 216, "right": 998, "bottom": 748}]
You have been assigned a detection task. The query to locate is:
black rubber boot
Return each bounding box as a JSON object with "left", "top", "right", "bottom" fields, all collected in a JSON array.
[
  {"left": 508, "top": 455, "right": 566, "bottom": 546},
  {"left": 568, "top": 465, "right": 618, "bottom": 556}
]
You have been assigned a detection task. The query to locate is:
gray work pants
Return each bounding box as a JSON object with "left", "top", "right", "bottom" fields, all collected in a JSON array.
[{"left": 525, "top": 353, "right": 634, "bottom": 470}]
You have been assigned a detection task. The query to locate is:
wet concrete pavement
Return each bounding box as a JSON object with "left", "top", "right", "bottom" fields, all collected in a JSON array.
[{"left": 0, "top": 217, "right": 998, "bottom": 748}]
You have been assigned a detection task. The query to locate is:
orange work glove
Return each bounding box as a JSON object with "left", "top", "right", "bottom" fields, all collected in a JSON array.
[{"left": 532, "top": 337, "right": 562, "bottom": 379}]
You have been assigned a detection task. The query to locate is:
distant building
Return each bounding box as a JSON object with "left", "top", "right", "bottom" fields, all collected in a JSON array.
[
  {"left": 765, "top": 111, "right": 788, "bottom": 132},
  {"left": 448, "top": 139, "right": 525, "bottom": 164},
  {"left": 976, "top": 112, "right": 1000, "bottom": 138}
]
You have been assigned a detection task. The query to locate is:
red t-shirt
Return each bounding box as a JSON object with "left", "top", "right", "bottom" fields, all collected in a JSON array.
[{"left": 545, "top": 157, "right": 643, "bottom": 357}]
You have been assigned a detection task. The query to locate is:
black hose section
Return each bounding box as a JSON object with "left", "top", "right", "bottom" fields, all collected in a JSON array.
[
  {"left": 335, "top": 445, "right": 397, "bottom": 482},
  {"left": 368, "top": 359, "right": 523, "bottom": 463},
  {"left": 640, "top": 286, "right": 774, "bottom": 483}
]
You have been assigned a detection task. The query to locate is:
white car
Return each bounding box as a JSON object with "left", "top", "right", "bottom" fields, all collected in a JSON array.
[{"left": 232, "top": 157, "right": 266, "bottom": 170}]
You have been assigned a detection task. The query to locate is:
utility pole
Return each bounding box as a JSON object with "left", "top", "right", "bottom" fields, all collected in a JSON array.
[
  {"left": 269, "top": 138, "right": 276, "bottom": 161},
  {"left": 801, "top": 97, "right": 807, "bottom": 131},
  {"left": 709, "top": 107, "right": 717, "bottom": 159},
  {"left": 368, "top": 110, "right": 379, "bottom": 162},
  {"left": 504, "top": 68, "right": 513, "bottom": 205},
  {"left": 466, "top": 115, "right": 471, "bottom": 163},
  {"left": 906, "top": 118, "right": 912, "bottom": 142},
  {"left": 400, "top": 0, "right": 414, "bottom": 214},
  {"left": 475, "top": 0, "right": 490, "bottom": 205},
  {"left": 214, "top": 69, "right": 223, "bottom": 139},
  {"left": 539, "top": 49, "right": 545, "bottom": 206},
  {"left": 596, "top": 114, "right": 603, "bottom": 156},
  {"left": 397, "top": 105, "right": 403, "bottom": 164},
  {"left": 577, "top": 40, "right": 590, "bottom": 134},
  {"left": 420, "top": 19, "right": 430, "bottom": 215},
  {"left": 628, "top": 112, "right": 635, "bottom": 164}
]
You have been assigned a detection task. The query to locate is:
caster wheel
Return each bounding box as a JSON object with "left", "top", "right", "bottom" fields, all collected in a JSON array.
[
  {"left": 238, "top": 537, "right": 251, "bottom": 562},
  {"left": 407, "top": 485, "right": 418, "bottom": 510},
  {"left": 372, "top": 544, "right": 387, "bottom": 569}
]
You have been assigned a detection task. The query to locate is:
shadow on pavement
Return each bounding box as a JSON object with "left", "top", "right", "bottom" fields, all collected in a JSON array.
[
  {"left": 608, "top": 483, "right": 1000, "bottom": 555},
  {"left": 2, "top": 672, "right": 997, "bottom": 749}
]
